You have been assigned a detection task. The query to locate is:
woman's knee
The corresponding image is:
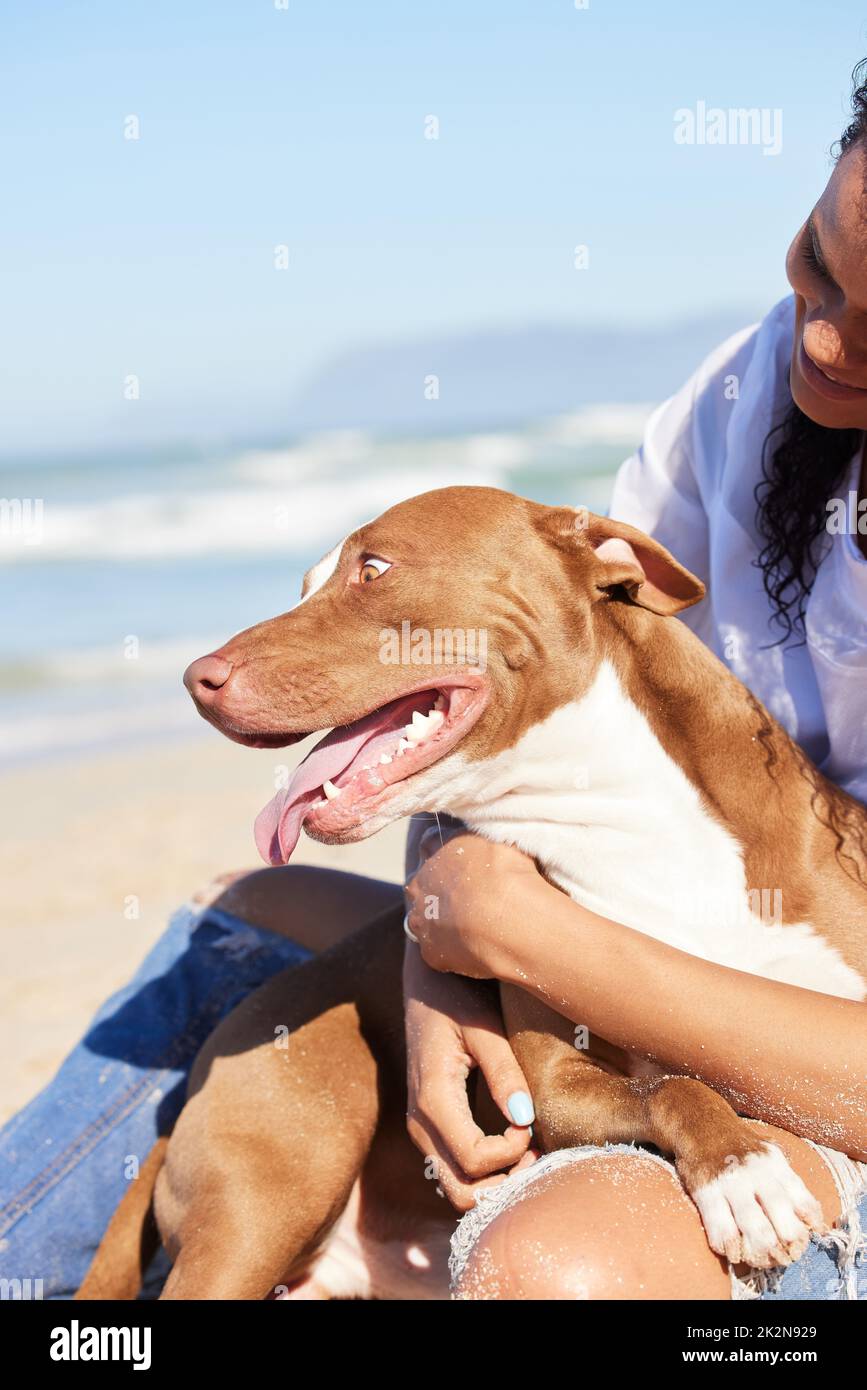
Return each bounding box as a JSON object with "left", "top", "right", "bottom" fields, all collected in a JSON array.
[
  {"left": 211, "top": 864, "right": 401, "bottom": 950},
  {"left": 453, "top": 1154, "right": 731, "bottom": 1300}
]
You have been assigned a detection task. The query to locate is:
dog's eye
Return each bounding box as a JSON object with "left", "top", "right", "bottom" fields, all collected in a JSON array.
[{"left": 359, "top": 557, "right": 391, "bottom": 583}]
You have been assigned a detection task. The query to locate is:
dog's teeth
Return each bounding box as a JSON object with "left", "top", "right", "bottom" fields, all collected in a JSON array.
[
  {"left": 405, "top": 709, "right": 445, "bottom": 744},
  {"left": 397, "top": 739, "right": 410, "bottom": 754},
  {"left": 379, "top": 753, "right": 392, "bottom": 764},
  {"left": 322, "top": 779, "right": 341, "bottom": 801},
  {"left": 434, "top": 694, "right": 446, "bottom": 711}
]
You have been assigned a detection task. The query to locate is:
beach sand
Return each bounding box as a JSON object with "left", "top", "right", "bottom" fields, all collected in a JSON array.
[{"left": 0, "top": 735, "right": 406, "bottom": 1124}]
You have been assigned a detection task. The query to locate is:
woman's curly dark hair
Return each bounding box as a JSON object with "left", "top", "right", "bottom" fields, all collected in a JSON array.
[{"left": 754, "top": 59, "right": 867, "bottom": 643}]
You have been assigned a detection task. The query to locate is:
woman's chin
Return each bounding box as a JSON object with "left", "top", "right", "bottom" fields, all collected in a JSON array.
[{"left": 790, "top": 354, "right": 867, "bottom": 432}]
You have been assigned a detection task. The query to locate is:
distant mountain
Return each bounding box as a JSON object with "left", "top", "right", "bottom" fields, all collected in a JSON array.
[{"left": 288, "top": 311, "right": 762, "bottom": 435}]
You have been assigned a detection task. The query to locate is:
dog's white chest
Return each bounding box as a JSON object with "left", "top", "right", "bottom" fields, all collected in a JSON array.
[
  {"left": 456, "top": 662, "right": 865, "bottom": 1002},
  {"left": 283, "top": 1182, "right": 451, "bottom": 1301}
]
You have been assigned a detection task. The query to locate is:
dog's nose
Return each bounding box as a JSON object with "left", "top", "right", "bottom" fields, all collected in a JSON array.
[{"left": 184, "top": 653, "right": 234, "bottom": 707}]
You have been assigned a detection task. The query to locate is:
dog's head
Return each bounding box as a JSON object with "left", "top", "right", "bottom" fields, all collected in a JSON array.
[{"left": 184, "top": 487, "right": 704, "bottom": 864}]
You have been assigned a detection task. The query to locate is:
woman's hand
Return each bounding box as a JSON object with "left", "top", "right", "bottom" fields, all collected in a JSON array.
[
  {"left": 404, "top": 824, "right": 540, "bottom": 977},
  {"left": 403, "top": 942, "right": 537, "bottom": 1211}
]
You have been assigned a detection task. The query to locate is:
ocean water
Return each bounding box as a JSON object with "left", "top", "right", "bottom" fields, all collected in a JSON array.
[{"left": 0, "top": 406, "right": 649, "bottom": 764}]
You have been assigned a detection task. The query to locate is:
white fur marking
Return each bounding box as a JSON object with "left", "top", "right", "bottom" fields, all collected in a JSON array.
[
  {"left": 297, "top": 541, "right": 343, "bottom": 607},
  {"left": 424, "top": 662, "right": 865, "bottom": 1000},
  {"left": 692, "top": 1144, "right": 824, "bottom": 1267},
  {"left": 303, "top": 1180, "right": 450, "bottom": 1300}
]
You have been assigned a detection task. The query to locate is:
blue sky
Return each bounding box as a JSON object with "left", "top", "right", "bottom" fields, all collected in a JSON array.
[{"left": 2, "top": 1, "right": 866, "bottom": 452}]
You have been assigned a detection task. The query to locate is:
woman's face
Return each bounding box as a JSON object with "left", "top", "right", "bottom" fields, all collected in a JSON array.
[{"left": 786, "top": 145, "right": 867, "bottom": 431}]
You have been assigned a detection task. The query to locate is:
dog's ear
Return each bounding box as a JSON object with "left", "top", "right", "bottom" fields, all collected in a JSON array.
[
  {"left": 539, "top": 506, "right": 705, "bottom": 616},
  {"left": 587, "top": 513, "right": 706, "bottom": 615}
]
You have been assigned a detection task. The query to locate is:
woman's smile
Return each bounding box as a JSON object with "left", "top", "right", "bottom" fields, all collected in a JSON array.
[
  {"left": 786, "top": 148, "right": 867, "bottom": 430},
  {"left": 798, "top": 339, "right": 867, "bottom": 401}
]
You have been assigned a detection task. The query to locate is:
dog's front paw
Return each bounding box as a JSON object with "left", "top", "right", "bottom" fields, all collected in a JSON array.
[{"left": 690, "top": 1142, "right": 827, "bottom": 1269}]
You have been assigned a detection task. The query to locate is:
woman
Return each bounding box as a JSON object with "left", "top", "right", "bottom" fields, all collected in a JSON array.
[
  {"left": 2, "top": 65, "right": 866, "bottom": 1301},
  {"left": 401, "top": 68, "right": 867, "bottom": 1298}
]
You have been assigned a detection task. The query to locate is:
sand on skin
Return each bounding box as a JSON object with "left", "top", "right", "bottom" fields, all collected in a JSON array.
[{"left": 0, "top": 733, "right": 406, "bottom": 1124}]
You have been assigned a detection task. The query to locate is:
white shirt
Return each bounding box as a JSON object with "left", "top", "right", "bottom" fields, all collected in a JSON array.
[{"left": 609, "top": 295, "right": 867, "bottom": 805}]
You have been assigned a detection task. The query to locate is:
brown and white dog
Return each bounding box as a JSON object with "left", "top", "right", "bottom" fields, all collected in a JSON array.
[{"left": 79, "top": 486, "right": 867, "bottom": 1300}]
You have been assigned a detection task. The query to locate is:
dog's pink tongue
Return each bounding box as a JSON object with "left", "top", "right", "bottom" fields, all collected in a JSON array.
[
  {"left": 253, "top": 787, "right": 312, "bottom": 868},
  {"left": 253, "top": 712, "right": 391, "bottom": 866}
]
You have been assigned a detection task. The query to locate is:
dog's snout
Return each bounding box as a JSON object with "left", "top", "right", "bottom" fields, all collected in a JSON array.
[{"left": 184, "top": 653, "right": 234, "bottom": 706}]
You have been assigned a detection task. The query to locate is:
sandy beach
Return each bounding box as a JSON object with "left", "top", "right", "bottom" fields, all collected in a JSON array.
[{"left": 0, "top": 734, "right": 406, "bottom": 1124}]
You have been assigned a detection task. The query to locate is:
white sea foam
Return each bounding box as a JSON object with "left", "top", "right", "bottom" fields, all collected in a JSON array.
[
  {"left": 0, "top": 636, "right": 226, "bottom": 692},
  {"left": 536, "top": 403, "right": 653, "bottom": 445},
  {"left": 0, "top": 695, "right": 199, "bottom": 762},
  {"left": 1, "top": 466, "right": 496, "bottom": 563},
  {"left": 0, "top": 406, "right": 644, "bottom": 564},
  {"left": 0, "top": 407, "right": 645, "bottom": 759},
  {"left": 233, "top": 431, "right": 377, "bottom": 482}
]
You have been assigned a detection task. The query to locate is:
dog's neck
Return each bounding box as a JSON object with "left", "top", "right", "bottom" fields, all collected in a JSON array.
[
  {"left": 439, "top": 602, "right": 865, "bottom": 980},
  {"left": 451, "top": 649, "right": 731, "bottom": 913},
  {"left": 448, "top": 602, "right": 778, "bottom": 851},
  {"left": 414, "top": 597, "right": 867, "bottom": 994}
]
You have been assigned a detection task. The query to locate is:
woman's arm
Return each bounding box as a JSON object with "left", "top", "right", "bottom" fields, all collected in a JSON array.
[{"left": 405, "top": 832, "right": 867, "bottom": 1162}]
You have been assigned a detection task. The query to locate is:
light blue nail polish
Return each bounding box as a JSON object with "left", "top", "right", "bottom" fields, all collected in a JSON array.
[{"left": 507, "top": 1091, "right": 535, "bottom": 1126}]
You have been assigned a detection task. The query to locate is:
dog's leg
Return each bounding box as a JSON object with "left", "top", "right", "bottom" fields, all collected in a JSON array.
[
  {"left": 500, "top": 985, "right": 826, "bottom": 1269},
  {"left": 156, "top": 999, "right": 380, "bottom": 1299},
  {"left": 153, "top": 908, "right": 410, "bottom": 1299},
  {"left": 76, "top": 1138, "right": 168, "bottom": 1299}
]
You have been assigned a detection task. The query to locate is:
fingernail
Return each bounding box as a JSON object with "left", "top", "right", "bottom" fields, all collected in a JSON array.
[{"left": 507, "top": 1091, "right": 535, "bottom": 1126}]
